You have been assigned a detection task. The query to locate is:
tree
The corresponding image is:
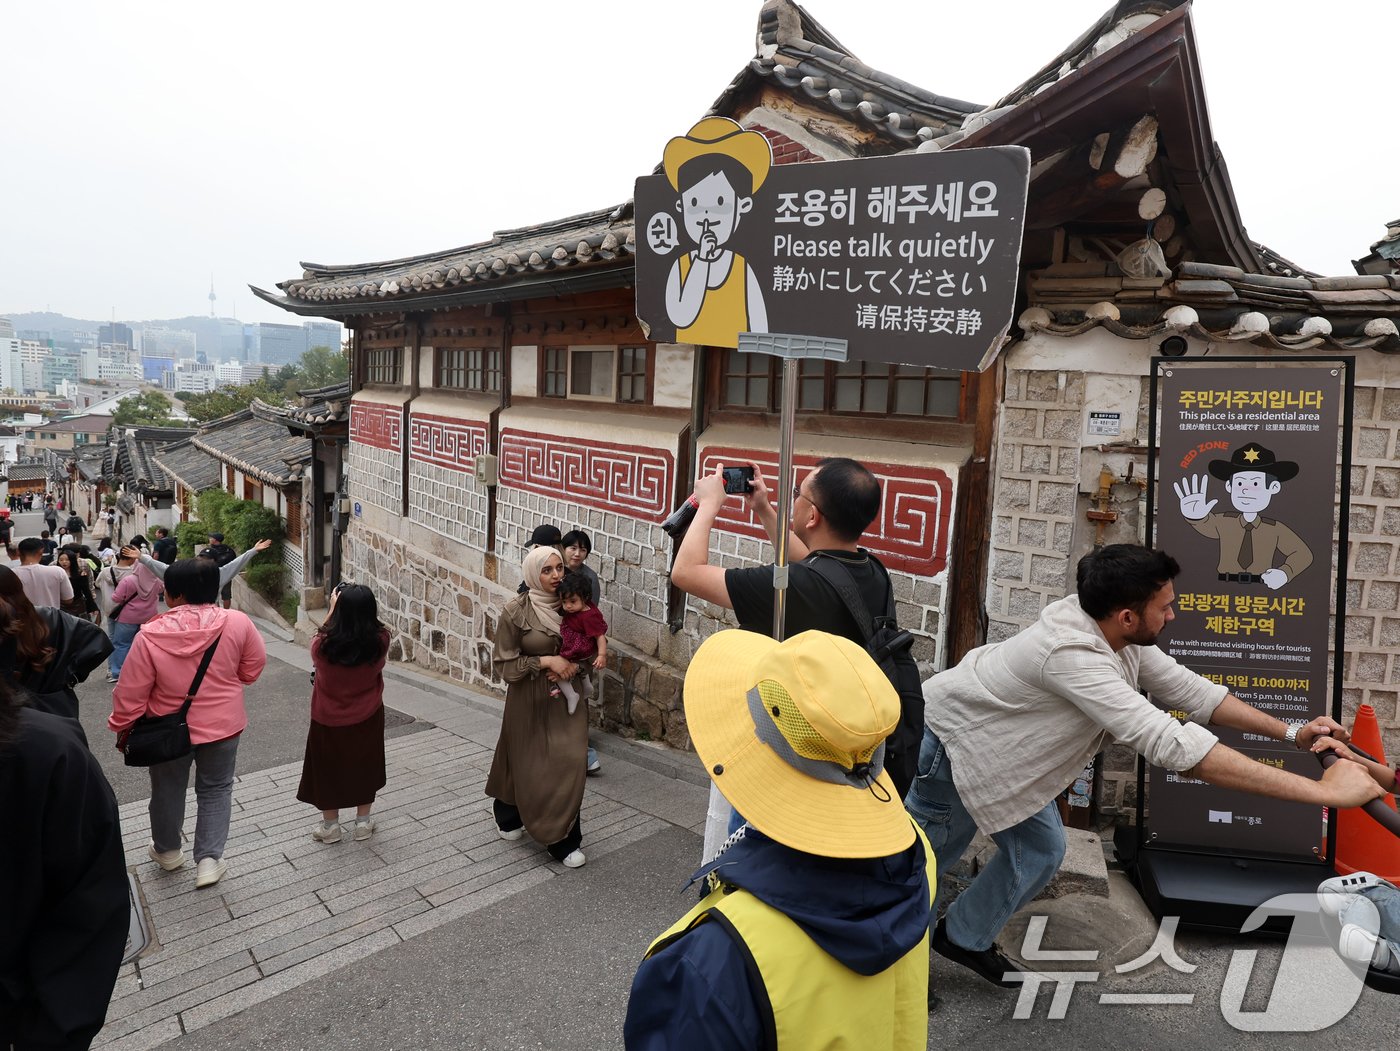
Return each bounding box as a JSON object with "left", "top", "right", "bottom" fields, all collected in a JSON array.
[
  {"left": 111, "top": 389, "right": 177, "bottom": 428},
  {"left": 299, "top": 345, "right": 349, "bottom": 389},
  {"left": 181, "top": 377, "right": 285, "bottom": 423}
]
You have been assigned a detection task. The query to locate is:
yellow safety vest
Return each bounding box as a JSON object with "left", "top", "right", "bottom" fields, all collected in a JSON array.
[{"left": 645, "top": 824, "right": 934, "bottom": 1051}]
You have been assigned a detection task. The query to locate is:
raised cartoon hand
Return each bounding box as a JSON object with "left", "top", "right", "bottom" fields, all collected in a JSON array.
[
  {"left": 1174, "top": 474, "right": 1216, "bottom": 521},
  {"left": 698, "top": 226, "right": 720, "bottom": 263},
  {"left": 1260, "top": 568, "right": 1288, "bottom": 591}
]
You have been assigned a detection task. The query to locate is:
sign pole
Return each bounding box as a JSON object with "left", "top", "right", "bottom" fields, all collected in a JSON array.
[{"left": 771, "top": 357, "right": 799, "bottom": 642}]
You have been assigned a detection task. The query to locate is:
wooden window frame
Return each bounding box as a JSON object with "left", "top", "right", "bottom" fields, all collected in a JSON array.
[
  {"left": 540, "top": 347, "right": 567, "bottom": 398},
  {"left": 616, "top": 344, "right": 654, "bottom": 404},
  {"left": 716, "top": 349, "right": 965, "bottom": 420},
  {"left": 365, "top": 346, "right": 403, "bottom": 386},
  {"left": 437, "top": 347, "right": 469, "bottom": 389},
  {"left": 567, "top": 346, "right": 616, "bottom": 402}
]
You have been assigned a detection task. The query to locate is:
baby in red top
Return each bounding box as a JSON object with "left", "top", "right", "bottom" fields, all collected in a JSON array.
[{"left": 554, "top": 570, "right": 608, "bottom": 714}]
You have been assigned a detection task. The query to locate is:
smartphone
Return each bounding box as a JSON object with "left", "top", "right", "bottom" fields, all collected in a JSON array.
[{"left": 722, "top": 466, "right": 755, "bottom": 495}]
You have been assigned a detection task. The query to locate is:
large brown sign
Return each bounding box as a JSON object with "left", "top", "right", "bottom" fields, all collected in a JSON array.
[
  {"left": 1150, "top": 363, "right": 1346, "bottom": 859},
  {"left": 633, "top": 118, "right": 1028, "bottom": 373}
]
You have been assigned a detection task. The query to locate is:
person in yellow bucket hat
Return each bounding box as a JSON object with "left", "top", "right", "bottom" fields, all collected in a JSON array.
[
  {"left": 624, "top": 630, "right": 934, "bottom": 1050},
  {"left": 661, "top": 116, "right": 771, "bottom": 347}
]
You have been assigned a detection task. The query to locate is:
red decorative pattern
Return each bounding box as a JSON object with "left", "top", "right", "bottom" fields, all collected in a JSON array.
[
  {"left": 410, "top": 413, "right": 487, "bottom": 472},
  {"left": 699, "top": 447, "right": 953, "bottom": 575},
  {"left": 350, "top": 401, "right": 402, "bottom": 452},
  {"left": 499, "top": 429, "right": 674, "bottom": 521}
]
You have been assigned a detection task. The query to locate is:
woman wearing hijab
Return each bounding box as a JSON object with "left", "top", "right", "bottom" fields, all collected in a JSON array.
[{"left": 485, "top": 545, "right": 589, "bottom": 868}]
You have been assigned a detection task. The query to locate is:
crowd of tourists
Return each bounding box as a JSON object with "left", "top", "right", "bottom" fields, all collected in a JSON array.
[{"left": 4, "top": 468, "right": 1397, "bottom": 1049}]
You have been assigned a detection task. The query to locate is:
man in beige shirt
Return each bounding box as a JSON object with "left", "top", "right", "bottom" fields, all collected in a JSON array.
[
  {"left": 12, "top": 538, "right": 74, "bottom": 608},
  {"left": 908, "top": 544, "right": 1382, "bottom": 989}
]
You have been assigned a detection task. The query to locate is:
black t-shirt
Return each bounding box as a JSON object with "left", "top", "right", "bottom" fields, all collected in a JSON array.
[
  {"left": 153, "top": 537, "right": 178, "bottom": 564},
  {"left": 724, "top": 549, "right": 889, "bottom": 642}
]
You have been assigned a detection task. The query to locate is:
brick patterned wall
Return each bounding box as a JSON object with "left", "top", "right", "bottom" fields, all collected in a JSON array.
[
  {"left": 750, "top": 124, "right": 820, "bottom": 165},
  {"left": 349, "top": 442, "right": 401, "bottom": 515},
  {"left": 407, "top": 414, "right": 489, "bottom": 550},
  {"left": 984, "top": 368, "right": 1087, "bottom": 643}
]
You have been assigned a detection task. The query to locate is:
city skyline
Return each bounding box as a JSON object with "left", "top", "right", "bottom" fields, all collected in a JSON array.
[{"left": 2, "top": 2, "right": 1395, "bottom": 329}]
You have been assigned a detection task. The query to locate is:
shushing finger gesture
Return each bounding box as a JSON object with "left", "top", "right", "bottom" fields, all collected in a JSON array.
[{"left": 1174, "top": 474, "right": 1217, "bottom": 521}]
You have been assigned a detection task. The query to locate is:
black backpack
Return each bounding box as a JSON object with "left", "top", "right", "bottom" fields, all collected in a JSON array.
[{"left": 806, "top": 551, "right": 923, "bottom": 801}]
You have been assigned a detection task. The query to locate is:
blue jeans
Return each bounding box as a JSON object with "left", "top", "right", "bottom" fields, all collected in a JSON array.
[
  {"left": 109, "top": 620, "right": 142, "bottom": 679},
  {"left": 904, "top": 727, "right": 1065, "bottom": 951}
]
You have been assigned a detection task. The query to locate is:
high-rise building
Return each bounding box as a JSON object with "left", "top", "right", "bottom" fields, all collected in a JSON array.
[
  {"left": 141, "top": 326, "right": 198, "bottom": 359},
  {"left": 99, "top": 322, "right": 134, "bottom": 347},
  {"left": 304, "top": 321, "right": 341, "bottom": 354}
]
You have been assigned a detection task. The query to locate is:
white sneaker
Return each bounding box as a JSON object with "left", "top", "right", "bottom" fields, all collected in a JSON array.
[
  {"left": 147, "top": 843, "right": 185, "bottom": 871},
  {"left": 586, "top": 758, "right": 602, "bottom": 775},
  {"left": 311, "top": 821, "right": 343, "bottom": 844},
  {"left": 1337, "top": 922, "right": 1388, "bottom": 967},
  {"left": 497, "top": 826, "right": 524, "bottom": 841},
  {"left": 353, "top": 818, "right": 376, "bottom": 842},
  {"left": 195, "top": 857, "right": 227, "bottom": 888},
  {"left": 561, "top": 850, "right": 586, "bottom": 869},
  {"left": 1318, "top": 872, "right": 1393, "bottom": 915}
]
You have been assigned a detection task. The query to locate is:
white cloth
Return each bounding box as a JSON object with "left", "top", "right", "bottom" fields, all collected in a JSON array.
[{"left": 925, "top": 594, "right": 1226, "bottom": 834}]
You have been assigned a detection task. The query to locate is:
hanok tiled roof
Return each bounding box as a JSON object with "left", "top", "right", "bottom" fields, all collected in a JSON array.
[
  {"left": 708, "top": 0, "right": 979, "bottom": 149},
  {"left": 1020, "top": 259, "right": 1400, "bottom": 353},
  {"left": 190, "top": 410, "right": 311, "bottom": 487},
  {"left": 42, "top": 414, "right": 114, "bottom": 434},
  {"left": 75, "top": 445, "right": 107, "bottom": 483},
  {"left": 251, "top": 205, "right": 635, "bottom": 317},
  {"left": 249, "top": 382, "right": 350, "bottom": 435},
  {"left": 153, "top": 438, "right": 222, "bottom": 493},
  {"left": 115, "top": 426, "right": 198, "bottom": 495},
  {"left": 3, "top": 462, "right": 47, "bottom": 482}
]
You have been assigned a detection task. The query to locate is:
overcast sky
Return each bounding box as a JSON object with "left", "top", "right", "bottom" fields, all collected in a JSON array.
[{"left": 4, "top": 1, "right": 1394, "bottom": 327}]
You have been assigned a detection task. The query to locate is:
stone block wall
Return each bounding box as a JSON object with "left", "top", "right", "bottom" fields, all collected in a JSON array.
[
  {"left": 984, "top": 368, "right": 1086, "bottom": 644},
  {"left": 1339, "top": 378, "right": 1400, "bottom": 751},
  {"left": 344, "top": 523, "right": 503, "bottom": 686}
]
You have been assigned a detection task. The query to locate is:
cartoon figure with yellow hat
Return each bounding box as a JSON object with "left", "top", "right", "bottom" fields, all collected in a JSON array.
[{"left": 661, "top": 116, "right": 771, "bottom": 346}]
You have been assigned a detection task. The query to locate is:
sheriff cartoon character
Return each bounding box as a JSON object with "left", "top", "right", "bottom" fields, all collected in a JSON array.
[
  {"left": 661, "top": 116, "right": 771, "bottom": 346},
  {"left": 1174, "top": 441, "right": 1314, "bottom": 589}
]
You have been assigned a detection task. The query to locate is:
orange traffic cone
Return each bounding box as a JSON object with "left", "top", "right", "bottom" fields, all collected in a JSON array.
[{"left": 1334, "top": 704, "right": 1400, "bottom": 881}]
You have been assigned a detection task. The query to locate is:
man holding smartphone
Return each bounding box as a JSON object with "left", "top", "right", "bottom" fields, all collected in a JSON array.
[{"left": 671, "top": 457, "right": 921, "bottom": 795}]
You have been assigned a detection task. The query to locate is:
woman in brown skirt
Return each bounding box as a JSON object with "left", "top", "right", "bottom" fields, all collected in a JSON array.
[
  {"left": 298, "top": 584, "right": 390, "bottom": 843},
  {"left": 485, "top": 545, "right": 589, "bottom": 868}
]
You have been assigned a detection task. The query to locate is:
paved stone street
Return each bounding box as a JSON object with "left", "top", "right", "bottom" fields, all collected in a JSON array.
[
  {"left": 73, "top": 620, "right": 1397, "bottom": 1050},
  {"left": 79, "top": 626, "right": 706, "bottom": 1050}
]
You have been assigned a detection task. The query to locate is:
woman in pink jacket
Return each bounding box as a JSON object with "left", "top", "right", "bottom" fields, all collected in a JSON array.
[
  {"left": 109, "top": 559, "right": 267, "bottom": 888},
  {"left": 107, "top": 535, "right": 163, "bottom": 683}
]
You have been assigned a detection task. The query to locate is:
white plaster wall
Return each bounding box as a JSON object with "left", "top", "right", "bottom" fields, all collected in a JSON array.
[
  {"left": 652, "top": 344, "right": 695, "bottom": 409},
  {"left": 510, "top": 346, "right": 537, "bottom": 398}
]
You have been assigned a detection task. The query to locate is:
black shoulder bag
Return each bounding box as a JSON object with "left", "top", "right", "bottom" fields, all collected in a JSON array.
[
  {"left": 806, "top": 552, "right": 923, "bottom": 800},
  {"left": 121, "top": 636, "right": 222, "bottom": 767}
]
